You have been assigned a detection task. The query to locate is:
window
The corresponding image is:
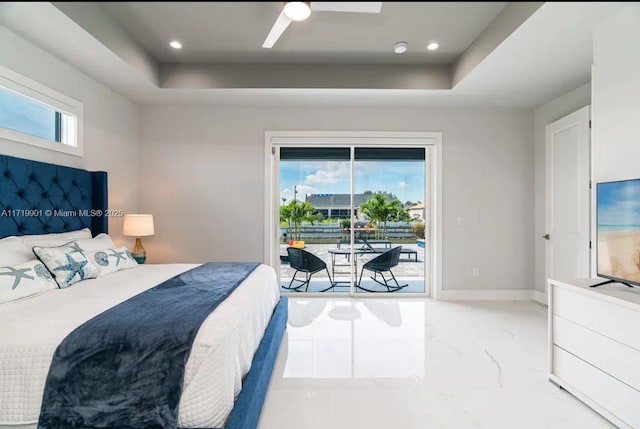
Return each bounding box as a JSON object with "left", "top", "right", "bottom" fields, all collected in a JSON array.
[{"left": 0, "top": 66, "right": 83, "bottom": 156}]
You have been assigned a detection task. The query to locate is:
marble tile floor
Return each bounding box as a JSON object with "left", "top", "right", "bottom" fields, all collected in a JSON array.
[{"left": 258, "top": 298, "right": 613, "bottom": 429}]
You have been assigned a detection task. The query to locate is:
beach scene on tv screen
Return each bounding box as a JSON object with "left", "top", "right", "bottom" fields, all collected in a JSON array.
[{"left": 598, "top": 180, "right": 640, "bottom": 283}]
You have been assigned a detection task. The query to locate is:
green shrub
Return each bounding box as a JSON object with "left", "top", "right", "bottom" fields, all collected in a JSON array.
[{"left": 412, "top": 222, "right": 425, "bottom": 238}]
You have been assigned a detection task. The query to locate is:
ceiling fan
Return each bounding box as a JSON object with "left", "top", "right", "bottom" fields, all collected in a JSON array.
[{"left": 262, "top": 2, "right": 383, "bottom": 49}]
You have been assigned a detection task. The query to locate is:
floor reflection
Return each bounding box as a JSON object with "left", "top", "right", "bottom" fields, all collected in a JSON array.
[
  {"left": 261, "top": 299, "right": 611, "bottom": 429},
  {"left": 288, "top": 300, "right": 327, "bottom": 327},
  {"left": 283, "top": 299, "right": 425, "bottom": 379}
]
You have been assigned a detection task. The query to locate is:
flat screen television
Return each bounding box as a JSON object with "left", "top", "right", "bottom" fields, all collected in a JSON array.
[{"left": 596, "top": 178, "right": 640, "bottom": 287}]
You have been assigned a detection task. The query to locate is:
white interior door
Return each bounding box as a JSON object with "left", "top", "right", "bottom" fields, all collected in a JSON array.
[{"left": 545, "top": 105, "right": 591, "bottom": 286}]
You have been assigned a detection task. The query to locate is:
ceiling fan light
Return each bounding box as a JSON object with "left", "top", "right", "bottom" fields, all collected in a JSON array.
[{"left": 283, "top": 2, "right": 311, "bottom": 21}]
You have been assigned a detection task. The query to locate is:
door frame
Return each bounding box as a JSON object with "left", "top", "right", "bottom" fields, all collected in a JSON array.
[
  {"left": 544, "top": 105, "right": 592, "bottom": 301},
  {"left": 264, "top": 131, "right": 443, "bottom": 298}
]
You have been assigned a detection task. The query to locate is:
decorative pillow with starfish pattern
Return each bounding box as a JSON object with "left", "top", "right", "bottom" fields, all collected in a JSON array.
[
  {"left": 0, "top": 259, "right": 58, "bottom": 304},
  {"left": 88, "top": 246, "right": 138, "bottom": 278},
  {"left": 32, "top": 242, "right": 99, "bottom": 289}
]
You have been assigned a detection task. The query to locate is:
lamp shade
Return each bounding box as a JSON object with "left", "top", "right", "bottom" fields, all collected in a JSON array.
[{"left": 123, "top": 214, "right": 155, "bottom": 237}]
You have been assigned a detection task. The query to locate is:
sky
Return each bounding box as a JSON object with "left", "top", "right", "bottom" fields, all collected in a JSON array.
[
  {"left": 597, "top": 179, "right": 640, "bottom": 226},
  {"left": 0, "top": 88, "right": 57, "bottom": 141},
  {"left": 280, "top": 160, "right": 425, "bottom": 205}
]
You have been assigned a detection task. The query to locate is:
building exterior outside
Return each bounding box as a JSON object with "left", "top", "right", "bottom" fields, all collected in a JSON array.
[
  {"left": 305, "top": 193, "right": 369, "bottom": 219},
  {"left": 408, "top": 203, "right": 425, "bottom": 220}
]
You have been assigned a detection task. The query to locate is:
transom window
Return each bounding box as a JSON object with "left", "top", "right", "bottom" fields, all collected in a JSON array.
[{"left": 0, "top": 66, "right": 83, "bottom": 156}]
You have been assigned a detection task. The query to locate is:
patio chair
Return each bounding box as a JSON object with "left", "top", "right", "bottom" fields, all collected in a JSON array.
[
  {"left": 357, "top": 246, "right": 408, "bottom": 292},
  {"left": 283, "top": 247, "right": 334, "bottom": 292}
]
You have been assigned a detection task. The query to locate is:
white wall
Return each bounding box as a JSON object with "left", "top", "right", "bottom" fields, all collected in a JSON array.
[
  {"left": 140, "top": 105, "right": 534, "bottom": 292},
  {"left": 0, "top": 25, "right": 139, "bottom": 245},
  {"left": 592, "top": 4, "right": 640, "bottom": 183},
  {"left": 533, "top": 83, "right": 591, "bottom": 295}
]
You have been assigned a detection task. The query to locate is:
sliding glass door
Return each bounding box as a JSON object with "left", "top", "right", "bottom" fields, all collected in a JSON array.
[
  {"left": 279, "top": 148, "right": 352, "bottom": 293},
  {"left": 353, "top": 148, "right": 426, "bottom": 293},
  {"left": 276, "top": 144, "right": 429, "bottom": 295}
]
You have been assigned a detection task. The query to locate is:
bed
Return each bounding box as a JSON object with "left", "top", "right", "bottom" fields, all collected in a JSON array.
[{"left": 0, "top": 154, "right": 287, "bottom": 429}]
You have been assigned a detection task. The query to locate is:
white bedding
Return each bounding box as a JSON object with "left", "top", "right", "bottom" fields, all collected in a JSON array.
[{"left": 0, "top": 263, "right": 280, "bottom": 428}]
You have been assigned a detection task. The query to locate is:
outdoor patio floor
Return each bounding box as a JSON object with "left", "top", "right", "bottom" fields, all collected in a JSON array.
[{"left": 279, "top": 243, "right": 426, "bottom": 293}]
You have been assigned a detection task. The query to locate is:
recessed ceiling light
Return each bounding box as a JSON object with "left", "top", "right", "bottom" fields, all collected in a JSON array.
[
  {"left": 283, "top": 2, "right": 311, "bottom": 21},
  {"left": 393, "top": 41, "right": 408, "bottom": 54},
  {"left": 427, "top": 42, "right": 440, "bottom": 51},
  {"left": 169, "top": 40, "right": 183, "bottom": 50}
]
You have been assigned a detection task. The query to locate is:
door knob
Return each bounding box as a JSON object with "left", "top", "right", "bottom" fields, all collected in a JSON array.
[{"left": 542, "top": 234, "right": 550, "bottom": 240}]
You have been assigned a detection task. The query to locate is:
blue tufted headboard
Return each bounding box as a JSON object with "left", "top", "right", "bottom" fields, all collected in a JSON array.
[{"left": 0, "top": 154, "right": 108, "bottom": 239}]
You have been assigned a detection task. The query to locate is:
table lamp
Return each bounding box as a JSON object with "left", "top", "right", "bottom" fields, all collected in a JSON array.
[{"left": 123, "top": 214, "right": 154, "bottom": 264}]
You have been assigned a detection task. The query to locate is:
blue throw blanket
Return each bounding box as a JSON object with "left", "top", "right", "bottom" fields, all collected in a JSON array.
[{"left": 38, "top": 262, "right": 260, "bottom": 429}]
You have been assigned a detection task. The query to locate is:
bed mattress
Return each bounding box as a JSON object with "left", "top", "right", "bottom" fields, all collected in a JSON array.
[{"left": 0, "top": 263, "right": 280, "bottom": 428}]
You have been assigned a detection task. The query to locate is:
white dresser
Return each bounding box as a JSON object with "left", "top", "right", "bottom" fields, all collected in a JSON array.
[{"left": 548, "top": 278, "right": 640, "bottom": 428}]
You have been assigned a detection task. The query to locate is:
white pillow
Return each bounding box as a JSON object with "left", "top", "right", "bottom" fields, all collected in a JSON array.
[
  {"left": 89, "top": 246, "right": 138, "bottom": 277},
  {"left": 22, "top": 228, "right": 92, "bottom": 247},
  {"left": 75, "top": 234, "right": 116, "bottom": 252},
  {"left": 32, "top": 241, "right": 99, "bottom": 289},
  {"left": 32, "top": 233, "right": 116, "bottom": 251},
  {"left": 0, "top": 236, "right": 35, "bottom": 265},
  {"left": 0, "top": 259, "right": 58, "bottom": 304}
]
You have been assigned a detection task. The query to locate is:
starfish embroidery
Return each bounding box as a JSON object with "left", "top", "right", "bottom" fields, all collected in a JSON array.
[
  {"left": 53, "top": 253, "right": 88, "bottom": 284},
  {"left": 66, "top": 242, "right": 85, "bottom": 255},
  {"left": 0, "top": 267, "right": 34, "bottom": 289},
  {"left": 108, "top": 249, "right": 127, "bottom": 266}
]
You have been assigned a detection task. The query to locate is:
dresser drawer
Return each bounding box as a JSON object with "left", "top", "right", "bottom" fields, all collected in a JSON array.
[
  {"left": 552, "top": 285, "right": 640, "bottom": 351},
  {"left": 554, "top": 346, "right": 640, "bottom": 428},
  {"left": 553, "top": 315, "right": 640, "bottom": 390}
]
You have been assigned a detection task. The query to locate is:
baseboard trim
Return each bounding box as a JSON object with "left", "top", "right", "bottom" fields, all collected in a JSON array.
[
  {"left": 436, "top": 289, "right": 535, "bottom": 301},
  {"left": 533, "top": 290, "right": 547, "bottom": 305}
]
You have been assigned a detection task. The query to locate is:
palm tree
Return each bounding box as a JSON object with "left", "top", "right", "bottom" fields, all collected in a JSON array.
[
  {"left": 360, "top": 194, "right": 386, "bottom": 238},
  {"left": 279, "top": 199, "right": 320, "bottom": 240},
  {"left": 360, "top": 193, "right": 409, "bottom": 239}
]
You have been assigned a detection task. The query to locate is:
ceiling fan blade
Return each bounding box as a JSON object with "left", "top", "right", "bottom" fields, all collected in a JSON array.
[
  {"left": 310, "top": 2, "right": 382, "bottom": 13},
  {"left": 262, "top": 10, "right": 292, "bottom": 49}
]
